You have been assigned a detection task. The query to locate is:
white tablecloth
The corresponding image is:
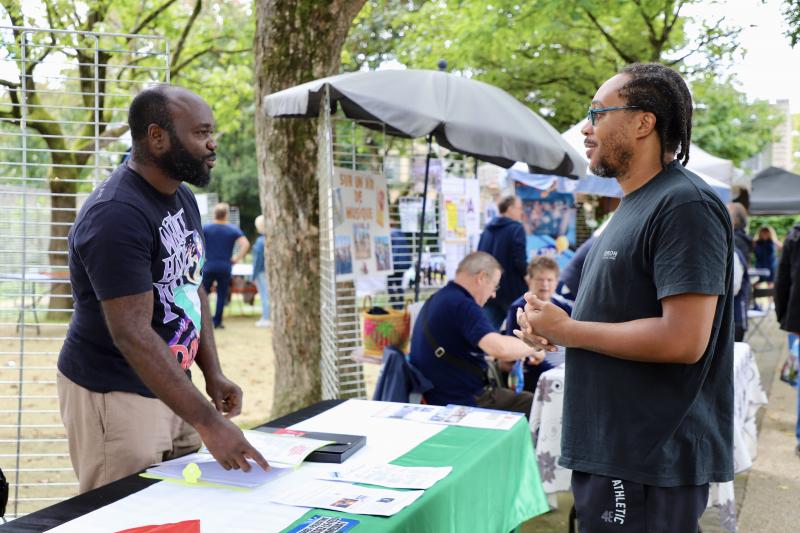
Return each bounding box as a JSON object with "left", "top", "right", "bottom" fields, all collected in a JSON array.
[
  {"left": 48, "top": 400, "right": 446, "bottom": 533},
  {"left": 529, "top": 342, "right": 767, "bottom": 532}
]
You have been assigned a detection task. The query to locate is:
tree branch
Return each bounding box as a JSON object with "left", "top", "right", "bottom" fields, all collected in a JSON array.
[
  {"left": 75, "top": 124, "right": 130, "bottom": 165},
  {"left": 666, "top": 24, "right": 740, "bottom": 66},
  {"left": 171, "top": 0, "right": 203, "bottom": 69},
  {"left": 631, "top": 0, "right": 659, "bottom": 45},
  {"left": 665, "top": 0, "right": 688, "bottom": 37},
  {"left": 129, "top": 0, "right": 179, "bottom": 36},
  {"left": 171, "top": 46, "right": 250, "bottom": 78},
  {"left": 580, "top": 7, "right": 638, "bottom": 64}
]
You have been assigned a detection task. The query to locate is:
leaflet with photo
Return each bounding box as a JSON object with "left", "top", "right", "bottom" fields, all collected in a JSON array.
[
  {"left": 272, "top": 480, "right": 424, "bottom": 517},
  {"left": 429, "top": 405, "right": 522, "bottom": 430},
  {"left": 373, "top": 404, "right": 445, "bottom": 422}
]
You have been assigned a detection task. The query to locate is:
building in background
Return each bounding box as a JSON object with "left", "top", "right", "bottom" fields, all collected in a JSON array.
[{"left": 744, "top": 99, "right": 793, "bottom": 174}]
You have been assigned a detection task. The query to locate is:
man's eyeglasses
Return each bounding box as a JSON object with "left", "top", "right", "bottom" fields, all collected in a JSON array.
[{"left": 587, "top": 105, "right": 640, "bottom": 126}]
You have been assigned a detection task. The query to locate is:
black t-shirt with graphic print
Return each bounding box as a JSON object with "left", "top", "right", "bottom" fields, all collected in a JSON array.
[
  {"left": 561, "top": 161, "right": 734, "bottom": 487},
  {"left": 58, "top": 163, "right": 205, "bottom": 398}
]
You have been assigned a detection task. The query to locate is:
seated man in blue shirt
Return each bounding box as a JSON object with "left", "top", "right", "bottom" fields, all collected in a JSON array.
[
  {"left": 504, "top": 256, "right": 571, "bottom": 394},
  {"left": 409, "top": 252, "right": 544, "bottom": 415}
]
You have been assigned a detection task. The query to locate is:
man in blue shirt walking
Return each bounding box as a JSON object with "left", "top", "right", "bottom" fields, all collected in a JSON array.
[{"left": 202, "top": 203, "right": 250, "bottom": 328}]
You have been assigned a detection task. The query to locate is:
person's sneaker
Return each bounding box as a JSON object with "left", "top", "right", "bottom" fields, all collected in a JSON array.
[
  {"left": 255, "top": 319, "right": 272, "bottom": 328},
  {"left": 795, "top": 443, "right": 800, "bottom": 458},
  {"left": 214, "top": 323, "right": 225, "bottom": 329}
]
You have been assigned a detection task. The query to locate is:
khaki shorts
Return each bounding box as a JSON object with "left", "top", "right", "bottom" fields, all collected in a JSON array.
[{"left": 57, "top": 371, "right": 201, "bottom": 493}]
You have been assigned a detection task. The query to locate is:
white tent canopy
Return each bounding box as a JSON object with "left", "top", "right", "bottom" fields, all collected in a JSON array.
[
  {"left": 561, "top": 121, "right": 735, "bottom": 201},
  {"left": 561, "top": 122, "right": 737, "bottom": 185}
]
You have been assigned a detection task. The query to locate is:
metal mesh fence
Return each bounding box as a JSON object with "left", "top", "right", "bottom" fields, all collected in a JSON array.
[
  {"left": 0, "top": 26, "right": 169, "bottom": 518},
  {"left": 317, "top": 96, "right": 477, "bottom": 400}
]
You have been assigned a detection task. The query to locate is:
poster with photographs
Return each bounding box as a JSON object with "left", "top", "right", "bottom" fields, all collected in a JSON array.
[
  {"left": 332, "top": 168, "right": 391, "bottom": 280},
  {"left": 398, "top": 196, "right": 437, "bottom": 234},
  {"left": 374, "top": 236, "right": 393, "bottom": 271},
  {"left": 335, "top": 236, "right": 353, "bottom": 276},
  {"left": 515, "top": 183, "right": 576, "bottom": 245},
  {"left": 439, "top": 177, "right": 481, "bottom": 248}
]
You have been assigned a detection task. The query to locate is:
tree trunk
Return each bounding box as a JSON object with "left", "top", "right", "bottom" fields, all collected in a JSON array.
[
  {"left": 47, "top": 168, "right": 77, "bottom": 320},
  {"left": 254, "top": 0, "right": 366, "bottom": 418}
]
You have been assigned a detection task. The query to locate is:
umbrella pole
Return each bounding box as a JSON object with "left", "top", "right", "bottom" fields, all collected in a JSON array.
[{"left": 414, "top": 134, "right": 433, "bottom": 302}]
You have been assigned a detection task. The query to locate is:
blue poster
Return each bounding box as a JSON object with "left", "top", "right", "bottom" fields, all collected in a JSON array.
[
  {"left": 515, "top": 184, "right": 576, "bottom": 244},
  {"left": 515, "top": 184, "right": 576, "bottom": 268}
]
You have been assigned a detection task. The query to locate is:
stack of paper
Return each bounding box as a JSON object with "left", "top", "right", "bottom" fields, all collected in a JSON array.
[
  {"left": 145, "top": 453, "right": 290, "bottom": 489},
  {"left": 145, "top": 430, "right": 335, "bottom": 489}
]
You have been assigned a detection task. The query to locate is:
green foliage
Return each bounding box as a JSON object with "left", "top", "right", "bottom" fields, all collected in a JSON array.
[
  {"left": 750, "top": 215, "right": 800, "bottom": 241},
  {"left": 691, "top": 76, "right": 782, "bottom": 166},
  {"left": 782, "top": 0, "right": 800, "bottom": 46},
  {"left": 344, "top": 0, "right": 742, "bottom": 131},
  {"left": 0, "top": 0, "right": 256, "bottom": 182}
]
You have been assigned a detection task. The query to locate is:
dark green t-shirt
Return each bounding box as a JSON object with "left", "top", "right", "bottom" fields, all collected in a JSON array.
[{"left": 561, "top": 161, "right": 734, "bottom": 487}]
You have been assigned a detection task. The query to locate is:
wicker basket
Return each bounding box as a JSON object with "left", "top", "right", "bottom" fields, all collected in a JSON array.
[{"left": 361, "top": 297, "right": 410, "bottom": 357}]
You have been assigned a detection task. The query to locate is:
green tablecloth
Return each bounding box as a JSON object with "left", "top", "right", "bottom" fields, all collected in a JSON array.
[{"left": 281, "top": 418, "right": 549, "bottom": 532}]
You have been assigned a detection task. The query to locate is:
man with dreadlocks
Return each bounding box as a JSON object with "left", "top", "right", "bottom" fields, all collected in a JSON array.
[{"left": 515, "top": 63, "right": 733, "bottom": 531}]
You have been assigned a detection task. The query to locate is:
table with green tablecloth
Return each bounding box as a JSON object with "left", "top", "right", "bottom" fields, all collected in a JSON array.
[
  {"left": 10, "top": 400, "right": 548, "bottom": 533},
  {"left": 281, "top": 414, "right": 548, "bottom": 532}
]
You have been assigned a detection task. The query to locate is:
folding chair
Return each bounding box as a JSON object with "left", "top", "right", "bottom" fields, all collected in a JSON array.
[{"left": 746, "top": 287, "right": 774, "bottom": 350}]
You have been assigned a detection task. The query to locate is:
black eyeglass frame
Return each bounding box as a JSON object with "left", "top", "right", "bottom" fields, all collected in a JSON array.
[{"left": 587, "top": 105, "right": 641, "bottom": 126}]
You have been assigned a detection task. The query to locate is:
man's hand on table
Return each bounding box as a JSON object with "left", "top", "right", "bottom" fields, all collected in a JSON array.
[{"left": 198, "top": 416, "right": 269, "bottom": 472}]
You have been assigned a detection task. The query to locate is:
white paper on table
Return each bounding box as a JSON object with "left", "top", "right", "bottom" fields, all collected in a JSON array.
[
  {"left": 322, "top": 463, "right": 452, "bottom": 489},
  {"left": 289, "top": 400, "right": 447, "bottom": 466},
  {"left": 146, "top": 454, "right": 292, "bottom": 489},
  {"left": 49, "top": 401, "right": 447, "bottom": 533},
  {"left": 272, "top": 480, "right": 424, "bottom": 516},
  {"left": 457, "top": 408, "right": 522, "bottom": 430},
  {"left": 199, "top": 430, "right": 332, "bottom": 467},
  {"left": 373, "top": 404, "right": 445, "bottom": 422},
  {"left": 430, "top": 405, "right": 522, "bottom": 430}
]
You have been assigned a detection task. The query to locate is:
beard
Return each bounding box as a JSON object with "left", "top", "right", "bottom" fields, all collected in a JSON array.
[
  {"left": 156, "top": 130, "right": 214, "bottom": 187},
  {"left": 589, "top": 129, "right": 634, "bottom": 179}
]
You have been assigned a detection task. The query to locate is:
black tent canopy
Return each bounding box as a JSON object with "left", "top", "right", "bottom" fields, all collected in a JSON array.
[{"left": 749, "top": 166, "right": 800, "bottom": 215}]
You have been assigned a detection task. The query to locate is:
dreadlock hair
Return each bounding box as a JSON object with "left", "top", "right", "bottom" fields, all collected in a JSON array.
[{"left": 619, "top": 63, "right": 692, "bottom": 169}]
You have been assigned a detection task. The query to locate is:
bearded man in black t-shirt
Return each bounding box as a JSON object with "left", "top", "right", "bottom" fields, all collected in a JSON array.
[
  {"left": 515, "top": 64, "right": 733, "bottom": 532},
  {"left": 57, "top": 85, "right": 268, "bottom": 493}
]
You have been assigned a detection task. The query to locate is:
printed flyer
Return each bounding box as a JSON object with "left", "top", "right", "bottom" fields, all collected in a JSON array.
[{"left": 332, "top": 168, "right": 392, "bottom": 280}]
